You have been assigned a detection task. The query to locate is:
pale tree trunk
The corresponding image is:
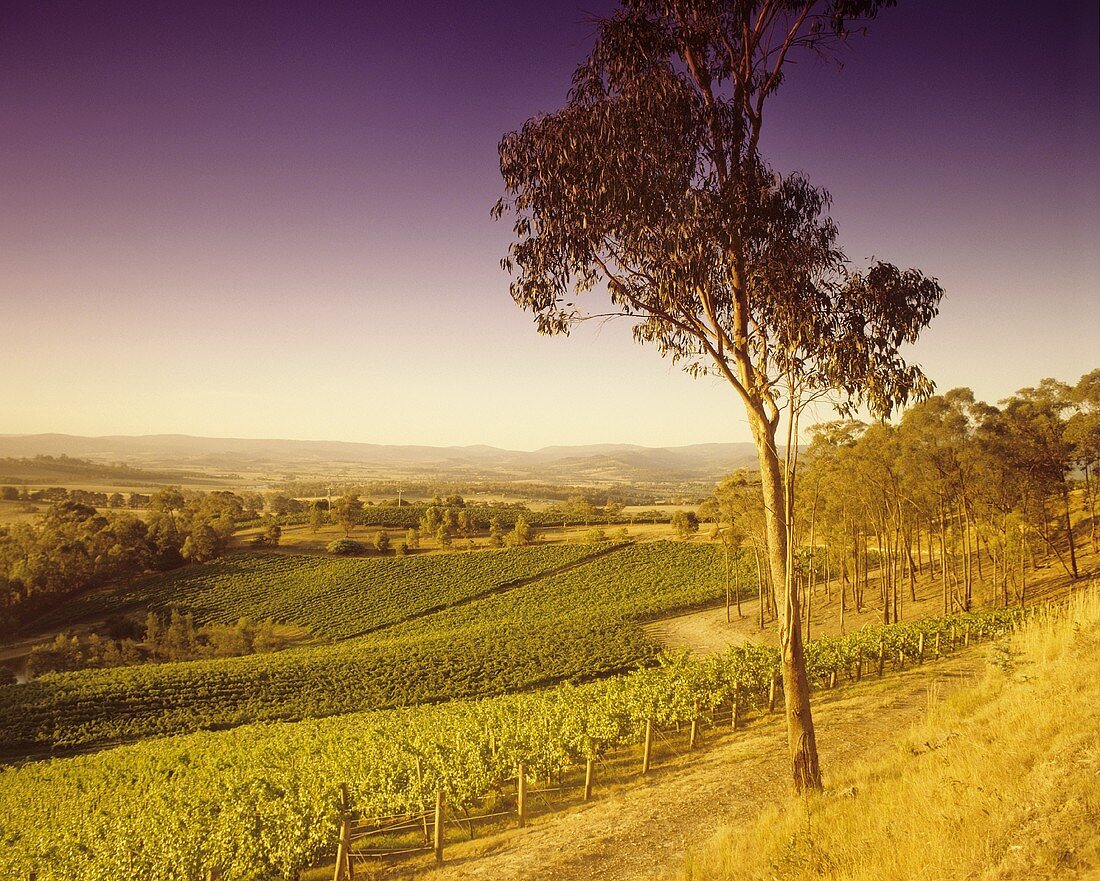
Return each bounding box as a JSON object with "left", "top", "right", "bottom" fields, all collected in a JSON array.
[
  {"left": 1061, "top": 479, "right": 1079, "bottom": 580},
  {"left": 1084, "top": 463, "right": 1098, "bottom": 551},
  {"left": 751, "top": 419, "right": 820, "bottom": 793}
]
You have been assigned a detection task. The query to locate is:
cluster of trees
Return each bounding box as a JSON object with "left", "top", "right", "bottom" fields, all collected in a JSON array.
[
  {"left": 324, "top": 516, "right": 541, "bottom": 556},
  {"left": 275, "top": 478, "right": 664, "bottom": 507},
  {"left": 25, "top": 610, "right": 282, "bottom": 677},
  {"left": 0, "top": 489, "right": 248, "bottom": 632},
  {"left": 698, "top": 372, "right": 1098, "bottom": 631},
  {"left": 1, "top": 486, "right": 154, "bottom": 509}
]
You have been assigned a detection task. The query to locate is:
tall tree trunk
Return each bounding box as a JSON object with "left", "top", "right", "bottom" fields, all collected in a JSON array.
[
  {"left": 753, "top": 425, "right": 820, "bottom": 793},
  {"left": 939, "top": 511, "right": 949, "bottom": 614},
  {"left": 903, "top": 529, "right": 916, "bottom": 602},
  {"left": 754, "top": 544, "right": 765, "bottom": 630},
  {"left": 1061, "top": 479, "right": 1079, "bottom": 580},
  {"left": 723, "top": 542, "right": 731, "bottom": 623}
]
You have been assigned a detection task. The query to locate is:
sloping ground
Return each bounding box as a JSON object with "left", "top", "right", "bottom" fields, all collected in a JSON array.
[
  {"left": 377, "top": 653, "right": 984, "bottom": 881},
  {"left": 679, "top": 588, "right": 1100, "bottom": 881}
]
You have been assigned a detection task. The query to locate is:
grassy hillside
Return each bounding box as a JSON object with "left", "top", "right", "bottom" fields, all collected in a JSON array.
[{"left": 679, "top": 587, "right": 1100, "bottom": 881}]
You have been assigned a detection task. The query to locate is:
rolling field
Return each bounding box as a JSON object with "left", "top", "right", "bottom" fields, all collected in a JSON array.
[
  {"left": 25, "top": 544, "right": 610, "bottom": 639},
  {"left": 0, "top": 542, "right": 731, "bottom": 753}
]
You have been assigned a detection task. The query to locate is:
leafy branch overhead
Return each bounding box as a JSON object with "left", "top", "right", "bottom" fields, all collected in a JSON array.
[{"left": 495, "top": 0, "right": 942, "bottom": 424}]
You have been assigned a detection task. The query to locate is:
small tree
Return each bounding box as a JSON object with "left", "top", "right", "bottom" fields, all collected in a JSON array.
[
  {"left": 488, "top": 517, "right": 505, "bottom": 548},
  {"left": 374, "top": 531, "right": 392, "bottom": 554},
  {"left": 583, "top": 526, "right": 607, "bottom": 544},
  {"left": 332, "top": 494, "right": 364, "bottom": 538},
  {"left": 671, "top": 510, "right": 700, "bottom": 540},
  {"left": 263, "top": 524, "right": 282, "bottom": 547},
  {"left": 505, "top": 516, "right": 534, "bottom": 547}
]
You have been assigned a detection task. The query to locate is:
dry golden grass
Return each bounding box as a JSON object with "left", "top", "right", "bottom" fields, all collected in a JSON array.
[{"left": 678, "top": 584, "right": 1100, "bottom": 881}]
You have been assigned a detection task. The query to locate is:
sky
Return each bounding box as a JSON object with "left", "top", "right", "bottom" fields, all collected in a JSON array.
[{"left": 1, "top": 0, "right": 1097, "bottom": 450}]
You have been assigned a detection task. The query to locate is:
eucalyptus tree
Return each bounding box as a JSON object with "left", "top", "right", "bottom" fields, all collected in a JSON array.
[
  {"left": 897, "top": 390, "right": 984, "bottom": 611},
  {"left": 496, "top": 0, "right": 943, "bottom": 791},
  {"left": 802, "top": 420, "right": 868, "bottom": 625},
  {"left": 993, "top": 381, "right": 1079, "bottom": 580},
  {"left": 1067, "top": 369, "right": 1100, "bottom": 551},
  {"left": 705, "top": 471, "right": 760, "bottom": 622}
]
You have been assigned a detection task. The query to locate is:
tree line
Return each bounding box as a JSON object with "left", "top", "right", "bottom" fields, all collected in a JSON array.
[
  {"left": 22, "top": 609, "right": 282, "bottom": 678},
  {"left": 0, "top": 488, "right": 249, "bottom": 633},
  {"left": 698, "top": 371, "right": 1098, "bottom": 632}
]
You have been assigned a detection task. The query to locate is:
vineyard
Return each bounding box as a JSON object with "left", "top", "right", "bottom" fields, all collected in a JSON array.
[
  {"left": 0, "top": 542, "right": 730, "bottom": 753},
  {"left": 0, "top": 604, "right": 1026, "bottom": 881},
  {"left": 25, "top": 544, "right": 607, "bottom": 639}
]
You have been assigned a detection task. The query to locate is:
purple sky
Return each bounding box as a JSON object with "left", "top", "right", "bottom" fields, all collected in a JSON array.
[{"left": 2, "top": 1, "right": 1097, "bottom": 448}]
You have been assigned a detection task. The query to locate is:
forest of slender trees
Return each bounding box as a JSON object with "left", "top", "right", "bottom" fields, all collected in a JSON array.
[{"left": 703, "top": 371, "right": 1098, "bottom": 631}]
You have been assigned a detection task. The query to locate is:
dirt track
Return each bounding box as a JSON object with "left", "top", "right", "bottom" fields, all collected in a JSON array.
[{"left": 384, "top": 653, "right": 983, "bottom": 881}]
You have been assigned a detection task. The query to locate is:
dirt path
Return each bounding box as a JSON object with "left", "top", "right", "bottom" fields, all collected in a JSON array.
[{"left": 384, "top": 653, "right": 982, "bottom": 881}]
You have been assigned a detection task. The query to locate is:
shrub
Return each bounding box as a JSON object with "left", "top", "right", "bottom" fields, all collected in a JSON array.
[{"left": 327, "top": 539, "right": 367, "bottom": 556}]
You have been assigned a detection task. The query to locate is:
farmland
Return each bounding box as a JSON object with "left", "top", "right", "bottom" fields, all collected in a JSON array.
[
  {"left": 0, "top": 542, "right": 731, "bottom": 753},
  {"left": 0, "top": 601, "right": 1030, "bottom": 881},
  {"left": 25, "top": 543, "right": 611, "bottom": 640}
]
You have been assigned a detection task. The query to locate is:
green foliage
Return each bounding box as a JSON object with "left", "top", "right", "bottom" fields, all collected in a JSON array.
[
  {"left": 30, "top": 546, "right": 601, "bottom": 641},
  {"left": 671, "top": 509, "right": 700, "bottom": 539},
  {"left": 325, "top": 539, "right": 366, "bottom": 556},
  {"left": 0, "top": 491, "right": 243, "bottom": 633}
]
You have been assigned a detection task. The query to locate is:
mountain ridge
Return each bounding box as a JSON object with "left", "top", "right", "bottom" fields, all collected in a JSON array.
[{"left": 0, "top": 434, "right": 764, "bottom": 482}]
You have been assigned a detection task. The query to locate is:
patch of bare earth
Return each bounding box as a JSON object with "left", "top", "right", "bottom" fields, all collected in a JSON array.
[{"left": 382, "top": 653, "right": 982, "bottom": 881}]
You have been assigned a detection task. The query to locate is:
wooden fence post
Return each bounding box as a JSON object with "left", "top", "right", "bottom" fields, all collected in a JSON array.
[
  {"left": 731, "top": 693, "right": 739, "bottom": 729},
  {"left": 855, "top": 654, "right": 863, "bottom": 682},
  {"left": 689, "top": 706, "right": 699, "bottom": 750},
  {"left": 433, "top": 789, "right": 444, "bottom": 863},
  {"left": 331, "top": 818, "right": 353, "bottom": 881},
  {"left": 828, "top": 669, "right": 838, "bottom": 689},
  {"left": 641, "top": 718, "right": 654, "bottom": 775},
  {"left": 877, "top": 640, "right": 886, "bottom": 677},
  {"left": 918, "top": 632, "right": 925, "bottom": 663},
  {"left": 332, "top": 784, "right": 353, "bottom": 881},
  {"left": 583, "top": 758, "right": 594, "bottom": 802},
  {"left": 964, "top": 624, "right": 971, "bottom": 647},
  {"left": 898, "top": 650, "right": 905, "bottom": 671},
  {"left": 415, "top": 757, "right": 429, "bottom": 843},
  {"left": 516, "top": 763, "right": 526, "bottom": 828},
  {"left": 935, "top": 632, "right": 941, "bottom": 658},
  {"left": 768, "top": 675, "right": 777, "bottom": 712}
]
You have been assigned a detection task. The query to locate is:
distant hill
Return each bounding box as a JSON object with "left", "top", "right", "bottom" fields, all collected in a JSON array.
[
  {"left": 0, "top": 455, "right": 207, "bottom": 486},
  {"left": 0, "top": 434, "right": 764, "bottom": 484}
]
